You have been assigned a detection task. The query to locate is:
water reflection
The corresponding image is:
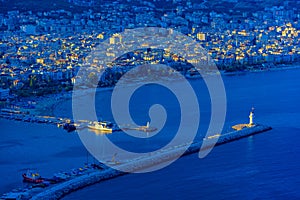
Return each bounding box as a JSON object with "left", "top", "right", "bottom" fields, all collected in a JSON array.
[{"left": 87, "top": 129, "right": 113, "bottom": 135}]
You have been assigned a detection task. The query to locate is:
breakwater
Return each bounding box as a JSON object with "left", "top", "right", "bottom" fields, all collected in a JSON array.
[{"left": 1, "top": 124, "right": 271, "bottom": 200}]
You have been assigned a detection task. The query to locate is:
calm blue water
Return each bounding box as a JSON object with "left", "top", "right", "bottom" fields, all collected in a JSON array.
[
  {"left": 1, "top": 68, "right": 300, "bottom": 199},
  {"left": 66, "top": 69, "right": 300, "bottom": 199}
]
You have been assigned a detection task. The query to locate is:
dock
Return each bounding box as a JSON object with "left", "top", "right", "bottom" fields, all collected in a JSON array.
[
  {"left": 0, "top": 109, "right": 121, "bottom": 133},
  {"left": 0, "top": 109, "right": 71, "bottom": 126}
]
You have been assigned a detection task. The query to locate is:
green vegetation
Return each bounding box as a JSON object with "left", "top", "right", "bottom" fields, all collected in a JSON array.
[{"left": 11, "top": 79, "right": 73, "bottom": 97}]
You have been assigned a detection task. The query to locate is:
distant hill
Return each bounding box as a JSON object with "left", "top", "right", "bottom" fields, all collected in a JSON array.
[
  {"left": 201, "top": 0, "right": 297, "bottom": 13},
  {"left": 0, "top": 0, "right": 86, "bottom": 13},
  {"left": 0, "top": 0, "right": 297, "bottom": 14}
]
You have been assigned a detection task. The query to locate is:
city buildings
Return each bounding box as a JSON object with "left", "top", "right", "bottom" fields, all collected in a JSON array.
[{"left": 0, "top": 1, "right": 300, "bottom": 95}]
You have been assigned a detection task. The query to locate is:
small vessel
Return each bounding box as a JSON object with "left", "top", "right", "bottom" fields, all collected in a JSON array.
[
  {"left": 185, "top": 69, "right": 202, "bottom": 79},
  {"left": 22, "top": 170, "right": 44, "bottom": 183},
  {"left": 203, "top": 134, "right": 221, "bottom": 140},
  {"left": 88, "top": 121, "right": 112, "bottom": 132},
  {"left": 105, "top": 153, "right": 121, "bottom": 165},
  {"left": 136, "top": 122, "right": 157, "bottom": 132},
  {"left": 120, "top": 122, "right": 157, "bottom": 132},
  {"left": 63, "top": 123, "right": 76, "bottom": 132}
]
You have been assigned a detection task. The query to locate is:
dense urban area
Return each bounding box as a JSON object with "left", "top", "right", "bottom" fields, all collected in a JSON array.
[{"left": 1, "top": 0, "right": 300, "bottom": 98}]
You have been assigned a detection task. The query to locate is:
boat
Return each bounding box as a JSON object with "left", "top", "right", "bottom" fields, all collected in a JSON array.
[
  {"left": 203, "top": 134, "right": 221, "bottom": 140},
  {"left": 120, "top": 122, "right": 157, "bottom": 132},
  {"left": 185, "top": 69, "right": 202, "bottom": 79},
  {"left": 88, "top": 121, "right": 112, "bottom": 132},
  {"left": 136, "top": 122, "right": 157, "bottom": 132},
  {"left": 22, "top": 171, "right": 44, "bottom": 183},
  {"left": 63, "top": 123, "right": 76, "bottom": 132},
  {"left": 105, "top": 153, "right": 121, "bottom": 165}
]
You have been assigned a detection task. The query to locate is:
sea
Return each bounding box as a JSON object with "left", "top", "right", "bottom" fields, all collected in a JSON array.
[{"left": 1, "top": 68, "right": 300, "bottom": 199}]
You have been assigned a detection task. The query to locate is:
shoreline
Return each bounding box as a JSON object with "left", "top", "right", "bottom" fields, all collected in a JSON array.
[
  {"left": 28, "top": 63, "right": 300, "bottom": 117},
  {"left": 221, "top": 63, "right": 300, "bottom": 75},
  {"left": 2, "top": 63, "right": 300, "bottom": 123}
]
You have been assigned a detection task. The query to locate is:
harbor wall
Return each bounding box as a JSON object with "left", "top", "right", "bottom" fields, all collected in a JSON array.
[{"left": 30, "top": 124, "right": 271, "bottom": 199}]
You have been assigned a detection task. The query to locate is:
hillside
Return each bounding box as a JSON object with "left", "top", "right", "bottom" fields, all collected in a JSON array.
[{"left": 0, "top": 0, "right": 298, "bottom": 14}]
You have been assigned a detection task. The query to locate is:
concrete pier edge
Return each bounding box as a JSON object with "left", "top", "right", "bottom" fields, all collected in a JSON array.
[{"left": 24, "top": 124, "right": 272, "bottom": 200}]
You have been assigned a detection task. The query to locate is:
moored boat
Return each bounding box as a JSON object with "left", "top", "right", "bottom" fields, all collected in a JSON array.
[
  {"left": 203, "top": 134, "right": 221, "bottom": 140},
  {"left": 120, "top": 122, "right": 157, "bottom": 132},
  {"left": 88, "top": 121, "right": 112, "bottom": 132},
  {"left": 63, "top": 123, "right": 77, "bottom": 132},
  {"left": 22, "top": 171, "right": 44, "bottom": 184}
]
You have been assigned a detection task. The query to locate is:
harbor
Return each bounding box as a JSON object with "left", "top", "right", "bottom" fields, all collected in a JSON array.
[
  {"left": 1, "top": 122, "right": 272, "bottom": 200},
  {"left": 0, "top": 0, "right": 299, "bottom": 198},
  {"left": 0, "top": 108, "right": 159, "bottom": 134}
]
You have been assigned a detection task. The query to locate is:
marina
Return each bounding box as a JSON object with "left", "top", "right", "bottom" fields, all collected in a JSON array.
[
  {"left": 0, "top": 122, "right": 272, "bottom": 200},
  {"left": 0, "top": 0, "right": 299, "bottom": 199},
  {"left": 0, "top": 109, "right": 159, "bottom": 134}
]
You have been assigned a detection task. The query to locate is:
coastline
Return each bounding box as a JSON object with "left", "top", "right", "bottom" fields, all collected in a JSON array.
[
  {"left": 1, "top": 63, "right": 298, "bottom": 126},
  {"left": 221, "top": 63, "right": 300, "bottom": 75},
  {"left": 22, "top": 63, "right": 300, "bottom": 118}
]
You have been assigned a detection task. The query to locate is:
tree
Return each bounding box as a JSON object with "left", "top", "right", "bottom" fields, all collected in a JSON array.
[{"left": 88, "top": 72, "right": 99, "bottom": 86}]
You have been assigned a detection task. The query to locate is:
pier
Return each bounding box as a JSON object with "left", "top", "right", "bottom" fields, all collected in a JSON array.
[
  {"left": 1, "top": 124, "right": 272, "bottom": 200},
  {"left": 0, "top": 108, "right": 71, "bottom": 126},
  {"left": 0, "top": 109, "right": 116, "bottom": 133},
  {"left": 0, "top": 109, "right": 157, "bottom": 133}
]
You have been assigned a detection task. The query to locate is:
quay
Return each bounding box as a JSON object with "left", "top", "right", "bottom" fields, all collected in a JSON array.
[
  {"left": 0, "top": 109, "right": 155, "bottom": 133},
  {"left": 0, "top": 109, "right": 120, "bottom": 132},
  {"left": 0, "top": 108, "right": 71, "bottom": 126}
]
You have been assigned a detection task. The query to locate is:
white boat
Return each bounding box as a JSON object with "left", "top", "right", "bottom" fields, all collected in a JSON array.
[
  {"left": 203, "top": 134, "right": 221, "bottom": 140},
  {"left": 88, "top": 122, "right": 112, "bottom": 132},
  {"left": 120, "top": 122, "right": 157, "bottom": 132}
]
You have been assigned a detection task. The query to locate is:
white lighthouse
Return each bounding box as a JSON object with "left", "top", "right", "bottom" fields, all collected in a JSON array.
[
  {"left": 232, "top": 108, "right": 256, "bottom": 131},
  {"left": 249, "top": 108, "right": 254, "bottom": 125}
]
